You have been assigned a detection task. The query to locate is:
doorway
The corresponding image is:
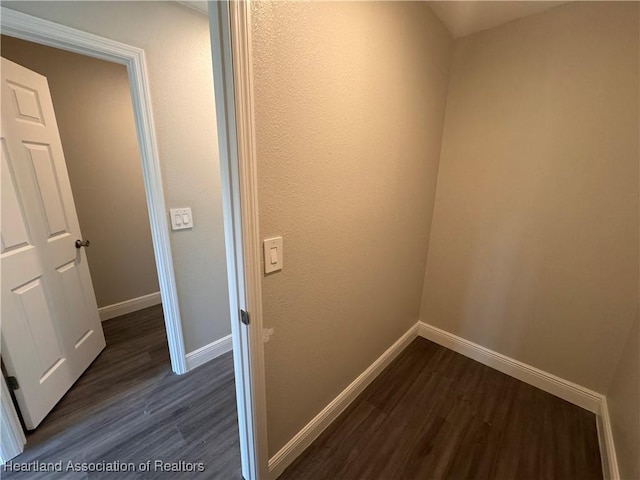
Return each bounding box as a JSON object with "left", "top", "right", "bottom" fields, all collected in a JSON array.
[
  {"left": 1, "top": 35, "right": 162, "bottom": 329},
  {"left": 1, "top": 31, "right": 176, "bottom": 442},
  {"left": 0, "top": 2, "right": 257, "bottom": 477}
]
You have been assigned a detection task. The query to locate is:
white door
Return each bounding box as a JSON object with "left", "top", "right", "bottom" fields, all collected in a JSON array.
[{"left": 1, "top": 58, "right": 106, "bottom": 430}]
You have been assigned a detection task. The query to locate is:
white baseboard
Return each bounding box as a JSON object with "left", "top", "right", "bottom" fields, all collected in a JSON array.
[
  {"left": 417, "top": 321, "right": 603, "bottom": 413},
  {"left": 185, "top": 334, "right": 233, "bottom": 371},
  {"left": 268, "top": 323, "right": 419, "bottom": 479},
  {"left": 266, "top": 320, "right": 618, "bottom": 480},
  {"left": 596, "top": 397, "right": 620, "bottom": 480},
  {"left": 99, "top": 291, "right": 162, "bottom": 321}
]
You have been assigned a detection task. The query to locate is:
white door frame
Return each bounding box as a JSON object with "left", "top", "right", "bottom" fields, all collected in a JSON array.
[
  {"left": 209, "top": 2, "right": 269, "bottom": 478},
  {"left": 0, "top": 3, "right": 192, "bottom": 459},
  {"left": 0, "top": 376, "right": 25, "bottom": 463}
]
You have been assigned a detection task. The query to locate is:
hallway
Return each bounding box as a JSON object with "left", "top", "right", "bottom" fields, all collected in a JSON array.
[{"left": 4, "top": 305, "right": 241, "bottom": 479}]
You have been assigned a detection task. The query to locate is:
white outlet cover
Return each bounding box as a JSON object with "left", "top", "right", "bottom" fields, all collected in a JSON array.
[{"left": 170, "top": 207, "right": 193, "bottom": 230}]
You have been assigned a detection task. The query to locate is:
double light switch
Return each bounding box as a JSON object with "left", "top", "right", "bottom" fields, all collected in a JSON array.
[
  {"left": 263, "top": 237, "right": 283, "bottom": 273},
  {"left": 170, "top": 208, "right": 193, "bottom": 230}
]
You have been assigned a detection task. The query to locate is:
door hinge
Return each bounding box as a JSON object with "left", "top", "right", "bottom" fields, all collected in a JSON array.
[
  {"left": 6, "top": 376, "right": 19, "bottom": 390},
  {"left": 240, "top": 309, "right": 250, "bottom": 326}
]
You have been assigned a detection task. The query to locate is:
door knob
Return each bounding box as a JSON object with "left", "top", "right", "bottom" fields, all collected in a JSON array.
[{"left": 75, "top": 239, "right": 90, "bottom": 248}]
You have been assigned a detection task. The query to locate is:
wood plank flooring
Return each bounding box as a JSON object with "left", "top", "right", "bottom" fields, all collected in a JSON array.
[
  {"left": 281, "top": 337, "right": 603, "bottom": 480},
  {"left": 5, "top": 315, "right": 603, "bottom": 480},
  {"left": 3, "top": 305, "right": 241, "bottom": 480}
]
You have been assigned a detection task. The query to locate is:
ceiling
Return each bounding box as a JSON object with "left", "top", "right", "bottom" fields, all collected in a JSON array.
[
  {"left": 427, "top": 1, "right": 569, "bottom": 38},
  {"left": 175, "top": 1, "right": 569, "bottom": 40}
]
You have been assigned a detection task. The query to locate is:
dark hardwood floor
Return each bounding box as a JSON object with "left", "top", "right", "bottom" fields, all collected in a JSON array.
[
  {"left": 4, "top": 305, "right": 241, "bottom": 480},
  {"left": 281, "top": 337, "right": 603, "bottom": 480},
  {"left": 5, "top": 315, "right": 604, "bottom": 480}
]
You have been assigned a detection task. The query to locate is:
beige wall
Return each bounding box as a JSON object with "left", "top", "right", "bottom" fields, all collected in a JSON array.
[
  {"left": 3, "top": 1, "right": 231, "bottom": 352},
  {"left": 1, "top": 35, "right": 159, "bottom": 308},
  {"left": 251, "top": 1, "right": 453, "bottom": 455},
  {"left": 421, "top": 1, "right": 639, "bottom": 393},
  {"left": 607, "top": 314, "right": 640, "bottom": 479}
]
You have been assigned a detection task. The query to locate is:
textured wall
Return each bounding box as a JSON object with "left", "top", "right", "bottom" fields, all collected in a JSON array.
[
  {"left": 1, "top": 35, "right": 159, "bottom": 308},
  {"left": 251, "top": 1, "right": 453, "bottom": 456},
  {"left": 607, "top": 315, "right": 640, "bottom": 479},
  {"left": 421, "top": 1, "right": 639, "bottom": 393},
  {"left": 3, "top": 1, "right": 231, "bottom": 352}
]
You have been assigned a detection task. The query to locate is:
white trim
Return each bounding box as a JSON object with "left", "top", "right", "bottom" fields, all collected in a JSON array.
[
  {"left": 596, "top": 397, "right": 620, "bottom": 480},
  {"left": 229, "top": 0, "right": 270, "bottom": 477},
  {"left": 98, "top": 292, "right": 162, "bottom": 322},
  {"left": 0, "top": 377, "right": 26, "bottom": 464},
  {"left": 185, "top": 335, "right": 233, "bottom": 371},
  {"left": 210, "top": 2, "right": 268, "bottom": 478},
  {"left": 0, "top": 7, "right": 187, "bottom": 375},
  {"left": 268, "top": 324, "right": 419, "bottom": 479},
  {"left": 418, "top": 321, "right": 602, "bottom": 413}
]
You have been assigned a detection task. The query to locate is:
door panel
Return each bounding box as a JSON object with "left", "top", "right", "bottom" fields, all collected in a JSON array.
[
  {"left": 25, "top": 143, "right": 69, "bottom": 237},
  {"left": 1, "top": 140, "right": 30, "bottom": 252},
  {"left": 6, "top": 80, "right": 45, "bottom": 125},
  {"left": 12, "top": 278, "right": 65, "bottom": 378},
  {"left": 1, "top": 57, "right": 106, "bottom": 430},
  {"left": 56, "top": 260, "right": 94, "bottom": 347}
]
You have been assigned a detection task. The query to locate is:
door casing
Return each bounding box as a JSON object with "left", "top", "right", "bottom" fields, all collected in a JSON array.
[{"left": 209, "top": 2, "right": 269, "bottom": 478}]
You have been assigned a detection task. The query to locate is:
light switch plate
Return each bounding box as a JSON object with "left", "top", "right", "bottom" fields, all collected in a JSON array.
[
  {"left": 263, "top": 237, "right": 283, "bottom": 273},
  {"left": 170, "top": 207, "right": 193, "bottom": 230}
]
